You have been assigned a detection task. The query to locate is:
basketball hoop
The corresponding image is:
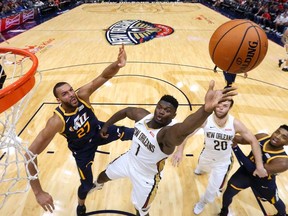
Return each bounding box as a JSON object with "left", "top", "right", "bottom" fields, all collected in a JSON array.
[{"left": 0, "top": 47, "right": 40, "bottom": 208}]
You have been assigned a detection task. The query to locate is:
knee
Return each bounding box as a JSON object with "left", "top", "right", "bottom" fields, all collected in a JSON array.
[
  {"left": 78, "top": 181, "right": 94, "bottom": 200},
  {"left": 78, "top": 185, "right": 90, "bottom": 200}
]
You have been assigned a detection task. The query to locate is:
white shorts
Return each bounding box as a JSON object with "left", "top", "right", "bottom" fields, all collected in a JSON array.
[
  {"left": 106, "top": 152, "right": 160, "bottom": 216},
  {"left": 196, "top": 154, "right": 233, "bottom": 203}
]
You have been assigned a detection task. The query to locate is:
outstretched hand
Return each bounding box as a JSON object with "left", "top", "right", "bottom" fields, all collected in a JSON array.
[
  {"left": 204, "top": 80, "right": 238, "bottom": 113},
  {"left": 117, "top": 44, "right": 127, "bottom": 68}
]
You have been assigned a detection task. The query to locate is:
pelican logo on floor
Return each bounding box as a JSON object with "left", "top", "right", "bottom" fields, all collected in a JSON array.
[{"left": 106, "top": 20, "right": 174, "bottom": 45}]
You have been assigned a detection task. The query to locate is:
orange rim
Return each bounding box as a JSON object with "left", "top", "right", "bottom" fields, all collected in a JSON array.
[{"left": 0, "top": 47, "right": 38, "bottom": 113}]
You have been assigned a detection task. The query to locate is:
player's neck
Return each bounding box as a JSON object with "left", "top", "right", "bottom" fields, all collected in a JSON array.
[
  {"left": 61, "top": 104, "right": 77, "bottom": 113},
  {"left": 267, "top": 142, "right": 284, "bottom": 151},
  {"left": 213, "top": 114, "right": 228, "bottom": 127},
  {"left": 147, "top": 119, "right": 166, "bottom": 129}
]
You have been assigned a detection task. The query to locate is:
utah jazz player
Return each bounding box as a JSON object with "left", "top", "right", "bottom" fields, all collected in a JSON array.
[{"left": 25, "top": 45, "right": 134, "bottom": 216}]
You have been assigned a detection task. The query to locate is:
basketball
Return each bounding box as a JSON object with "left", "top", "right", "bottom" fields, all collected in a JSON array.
[{"left": 209, "top": 19, "right": 268, "bottom": 74}]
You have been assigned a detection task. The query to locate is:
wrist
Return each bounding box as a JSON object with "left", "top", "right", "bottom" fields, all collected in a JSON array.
[
  {"left": 203, "top": 105, "right": 213, "bottom": 114},
  {"left": 30, "top": 180, "right": 43, "bottom": 195},
  {"left": 256, "top": 164, "right": 265, "bottom": 170},
  {"left": 33, "top": 188, "right": 43, "bottom": 196}
]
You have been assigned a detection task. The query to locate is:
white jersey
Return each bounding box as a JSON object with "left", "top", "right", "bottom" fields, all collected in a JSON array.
[
  {"left": 201, "top": 114, "right": 235, "bottom": 163},
  {"left": 105, "top": 113, "right": 177, "bottom": 215},
  {"left": 128, "top": 113, "right": 176, "bottom": 176},
  {"left": 195, "top": 113, "right": 235, "bottom": 204}
]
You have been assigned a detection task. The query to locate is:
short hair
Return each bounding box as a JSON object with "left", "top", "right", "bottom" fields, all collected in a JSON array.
[
  {"left": 160, "top": 95, "right": 179, "bottom": 110},
  {"left": 228, "top": 99, "right": 234, "bottom": 108},
  {"left": 53, "top": 82, "right": 68, "bottom": 98},
  {"left": 218, "top": 99, "right": 234, "bottom": 108},
  {"left": 280, "top": 124, "right": 288, "bottom": 131}
]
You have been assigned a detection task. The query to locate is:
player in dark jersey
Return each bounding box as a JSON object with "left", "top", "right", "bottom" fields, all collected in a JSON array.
[
  {"left": 219, "top": 125, "right": 288, "bottom": 216},
  {"left": 25, "top": 44, "right": 134, "bottom": 216},
  {"left": 213, "top": 65, "right": 247, "bottom": 88}
]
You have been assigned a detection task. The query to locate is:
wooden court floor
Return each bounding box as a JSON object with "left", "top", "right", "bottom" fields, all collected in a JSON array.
[{"left": 0, "top": 2, "right": 287, "bottom": 216}]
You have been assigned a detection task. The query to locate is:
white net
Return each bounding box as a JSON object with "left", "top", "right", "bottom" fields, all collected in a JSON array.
[{"left": 0, "top": 49, "right": 40, "bottom": 208}]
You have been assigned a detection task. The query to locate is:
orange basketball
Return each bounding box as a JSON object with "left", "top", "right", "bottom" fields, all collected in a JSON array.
[{"left": 209, "top": 19, "right": 268, "bottom": 74}]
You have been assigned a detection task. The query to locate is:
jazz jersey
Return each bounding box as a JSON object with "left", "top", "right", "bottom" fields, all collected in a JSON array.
[
  {"left": 54, "top": 96, "right": 99, "bottom": 153},
  {"left": 201, "top": 114, "right": 235, "bottom": 163},
  {"left": 247, "top": 135, "right": 288, "bottom": 180}
]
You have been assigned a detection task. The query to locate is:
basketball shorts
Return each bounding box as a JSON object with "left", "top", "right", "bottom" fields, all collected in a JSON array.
[
  {"left": 106, "top": 152, "right": 160, "bottom": 215},
  {"left": 72, "top": 122, "right": 134, "bottom": 168},
  {"left": 229, "top": 166, "right": 279, "bottom": 204},
  {"left": 196, "top": 155, "right": 232, "bottom": 202}
]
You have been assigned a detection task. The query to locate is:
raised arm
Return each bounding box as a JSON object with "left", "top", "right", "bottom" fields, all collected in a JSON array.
[
  {"left": 100, "top": 107, "right": 149, "bottom": 138},
  {"left": 77, "top": 44, "right": 127, "bottom": 102},
  {"left": 158, "top": 80, "right": 237, "bottom": 150},
  {"left": 25, "top": 114, "right": 63, "bottom": 213},
  {"left": 234, "top": 119, "right": 267, "bottom": 177}
]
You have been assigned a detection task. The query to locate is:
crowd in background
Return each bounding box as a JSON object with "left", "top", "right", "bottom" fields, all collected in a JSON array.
[
  {"left": 0, "top": 0, "right": 33, "bottom": 17},
  {"left": 0, "top": 0, "right": 69, "bottom": 17},
  {"left": 1, "top": 0, "right": 288, "bottom": 37},
  {"left": 209, "top": 0, "right": 288, "bottom": 37},
  {"left": 0, "top": 0, "right": 37, "bottom": 17}
]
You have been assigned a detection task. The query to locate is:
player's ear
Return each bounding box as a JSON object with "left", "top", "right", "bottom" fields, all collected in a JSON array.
[
  {"left": 172, "top": 112, "right": 177, "bottom": 119},
  {"left": 56, "top": 98, "right": 61, "bottom": 104}
]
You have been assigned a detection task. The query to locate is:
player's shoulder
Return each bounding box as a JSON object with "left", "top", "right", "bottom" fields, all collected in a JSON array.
[
  {"left": 51, "top": 112, "right": 64, "bottom": 123},
  {"left": 41, "top": 112, "right": 64, "bottom": 133},
  {"left": 232, "top": 117, "right": 246, "bottom": 130}
]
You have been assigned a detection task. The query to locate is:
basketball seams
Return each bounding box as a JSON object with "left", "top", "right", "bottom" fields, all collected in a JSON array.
[
  {"left": 226, "top": 24, "right": 252, "bottom": 71},
  {"left": 211, "top": 21, "right": 252, "bottom": 63},
  {"left": 209, "top": 19, "right": 268, "bottom": 74}
]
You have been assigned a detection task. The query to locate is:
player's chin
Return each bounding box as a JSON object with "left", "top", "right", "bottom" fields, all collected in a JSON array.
[
  {"left": 215, "top": 112, "right": 225, "bottom": 118},
  {"left": 270, "top": 138, "right": 278, "bottom": 146},
  {"left": 70, "top": 101, "right": 79, "bottom": 107},
  {"left": 154, "top": 118, "right": 162, "bottom": 124},
  {"left": 70, "top": 98, "right": 79, "bottom": 106},
  {"left": 155, "top": 118, "right": 168, "bottom": 126}
]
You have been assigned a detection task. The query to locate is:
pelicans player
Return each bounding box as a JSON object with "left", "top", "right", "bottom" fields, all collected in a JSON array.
[{"left": 172, "top": 99, "right": 267, "bottom": 215}]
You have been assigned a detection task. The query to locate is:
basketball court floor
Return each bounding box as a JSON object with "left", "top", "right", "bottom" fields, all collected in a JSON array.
[{"left": 0, "top": 2, "right": 287, "bottom": 216}]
